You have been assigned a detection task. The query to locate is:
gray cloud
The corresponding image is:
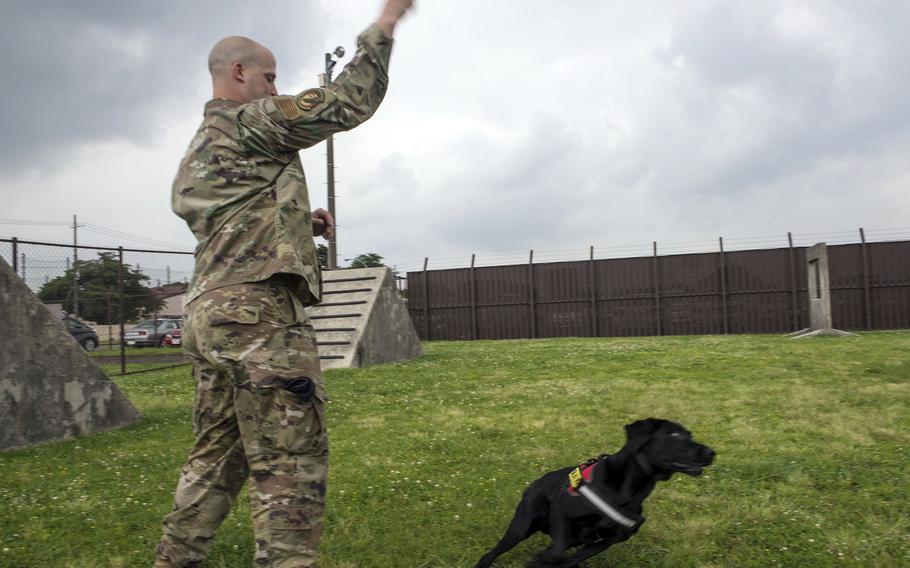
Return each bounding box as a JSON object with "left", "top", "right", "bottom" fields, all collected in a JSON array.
[
  {"left": 3, "top": 1, "right": 908, "bottom": 269},
  {"left": 650, "top": 1, "right": 910, "bottom": 197},
  {"left": 1, "top": 1, "right": 328, "bottom": 170}
]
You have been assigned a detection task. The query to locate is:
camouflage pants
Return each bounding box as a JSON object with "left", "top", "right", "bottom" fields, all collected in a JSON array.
[{"left": 156, "top": 278, "right": 328, "bottom": 568}]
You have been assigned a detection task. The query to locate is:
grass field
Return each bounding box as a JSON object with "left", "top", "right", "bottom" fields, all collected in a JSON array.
[
  {"left": 1, "top": 333, "right": 908, "bottom": 567},
  {"left": 85, "top": 346, "right": 189, "bottom": 376},
  {"left": 88, "top": 346, "right": 182, "bottom": 358}
]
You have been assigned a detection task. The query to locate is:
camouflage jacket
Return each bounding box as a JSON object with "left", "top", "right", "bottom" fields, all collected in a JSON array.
[{"left": 173, "top": 25, "right": 393, "bottom": 307}]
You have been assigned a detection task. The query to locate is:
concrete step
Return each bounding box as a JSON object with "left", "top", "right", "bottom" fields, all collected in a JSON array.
[
  {"left": 314, "top": 329, "right": 355, "bottom": 344},
  {"left": 304, "top": 267, "right": 422, "bottom": 369}
]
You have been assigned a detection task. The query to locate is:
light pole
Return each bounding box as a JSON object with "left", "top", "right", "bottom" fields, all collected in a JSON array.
[
  {"left": 320, "top": 45, "right": 345, "bottom": 269},
  {"left": 72, "top": 214, "right": 79, "bottom": 317}
]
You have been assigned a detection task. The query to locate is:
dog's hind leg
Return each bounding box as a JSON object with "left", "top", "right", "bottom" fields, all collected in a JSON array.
[{"left": 474, "top": 497, "right": 545, "bottom": 568}]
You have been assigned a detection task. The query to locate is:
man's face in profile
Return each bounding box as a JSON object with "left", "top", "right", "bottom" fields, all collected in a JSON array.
[{"left": 242, "top": 49, "right": 278, "bottom": 101}]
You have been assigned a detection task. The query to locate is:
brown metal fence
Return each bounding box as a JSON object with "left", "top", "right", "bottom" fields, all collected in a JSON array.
[{"left": 407, "top": 240, "right": 910, "bottom": 340}]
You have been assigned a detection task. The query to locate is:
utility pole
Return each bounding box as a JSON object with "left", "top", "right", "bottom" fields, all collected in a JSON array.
[
  {"left": 320, "top": 45, "right": 345, "bottom": 269},
  {"left": 73, "top": 214, "right": 79, "bottom": 317}
]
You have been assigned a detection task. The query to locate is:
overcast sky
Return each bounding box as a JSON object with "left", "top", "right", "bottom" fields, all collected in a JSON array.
[{"left": 2, "top": 0, "right": 909, "bottom": 279}]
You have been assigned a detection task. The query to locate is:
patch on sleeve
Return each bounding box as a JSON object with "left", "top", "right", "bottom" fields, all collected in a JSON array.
[
  {"left": 295, "top": 88, "right": 325, "bottom": 112},
  {"left": 275, "top": 96, "right": 303, "bottom": 120}
]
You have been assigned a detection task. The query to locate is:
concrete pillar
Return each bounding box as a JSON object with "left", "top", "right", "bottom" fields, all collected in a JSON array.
[
  {"left": 807, "top": 243, "right": 833, "bottom": 330},
  {"left": 788, "top": 243, "right": 855, "bottom": 339}
]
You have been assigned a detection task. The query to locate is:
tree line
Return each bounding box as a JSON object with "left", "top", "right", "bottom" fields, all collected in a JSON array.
[{"left": 39, "top": 250, "right": 388, "bottom": 324}]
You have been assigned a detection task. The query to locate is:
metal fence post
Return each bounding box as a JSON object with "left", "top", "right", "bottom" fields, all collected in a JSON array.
[
  {"left": 788, "top": 232, "right": 798, "bottom": 331},
  {"left": 470, "top": 253, "right": 477, "bottom": 340},
  {"left": 719, "top": 237, "right": 728, "bottom": 334},
  {"left": 422, "top": 257, "right": 431, "bottom": 341},
  {"left": 860, "top": 227, "right": 872, "bottom": 330},
  {"left": 118, "top": 247, "right": 125, "bottom": 375},
  {"left": 11, "top": 237, "right": 17, "bottom": 274},
  {"left": 528, "top": 250, "right": 536, "bottom": 338},
  {"left": 653, "top": 241, "right": 662, "bottom": 336},
  {"left": 107, "top": 292, "right": 113, "bottom": 347},
  {"left": 589, "top": 245, "right": 597, "bottom": 337}
]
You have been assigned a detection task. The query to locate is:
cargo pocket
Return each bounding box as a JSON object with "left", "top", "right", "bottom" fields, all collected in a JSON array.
[
  {"left": 260, "top": 386, "right": 328, "bottom": 457},
  {"left": 199, "top": 302, "right": 264, "bottom": 386},
  {"left": 208, "top": 303, "right": 260, "bottom": 327}
]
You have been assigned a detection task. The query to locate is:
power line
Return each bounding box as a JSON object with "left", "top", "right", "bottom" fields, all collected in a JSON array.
[
  {"left": 0, "top": 217, "right": 194, "bottom": 251},
  {"left": 81, "top": 224, "right": 194, "bottom": 250},
  {"left": 0, "top": 218, "right": 71, "bottom": 226}
]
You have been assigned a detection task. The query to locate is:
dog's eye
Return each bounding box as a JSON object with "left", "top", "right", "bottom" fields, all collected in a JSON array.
[{"left": 670, "top": 432, "right": 683, "bottom": 438}]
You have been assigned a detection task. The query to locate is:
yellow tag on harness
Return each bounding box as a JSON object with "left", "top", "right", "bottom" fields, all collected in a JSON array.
[{"left": 568, "top": 467, "right": 583, "bottom": 489}]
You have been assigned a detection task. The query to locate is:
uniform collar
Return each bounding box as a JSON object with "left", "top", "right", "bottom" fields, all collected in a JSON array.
[{"left": 204, "top": 98, "right": 243, "bottom": 113}]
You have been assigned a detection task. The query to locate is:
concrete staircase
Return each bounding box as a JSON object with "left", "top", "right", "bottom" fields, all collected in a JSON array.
[{"left": 306, "top": 267, "right": 422, "bottom": 369}]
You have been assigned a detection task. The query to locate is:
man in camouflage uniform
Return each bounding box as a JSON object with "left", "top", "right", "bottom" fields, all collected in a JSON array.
[{"left": 154, "top": 2, "right": 413, "bottom": 566}]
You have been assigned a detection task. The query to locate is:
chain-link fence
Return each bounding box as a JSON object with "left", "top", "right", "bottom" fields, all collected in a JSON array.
[{"left": 1, "top": 237, "right": 194, "bottom": 375}]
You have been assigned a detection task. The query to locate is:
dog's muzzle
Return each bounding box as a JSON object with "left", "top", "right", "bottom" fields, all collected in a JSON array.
[{"left": 671, "top": 446, "right": 715, "bottom": 476}]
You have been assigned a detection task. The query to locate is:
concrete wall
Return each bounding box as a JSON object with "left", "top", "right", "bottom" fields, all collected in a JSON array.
[
  {"left": 308, "top": 267, "right": 422, "bottom": 369},
  {"left": 0, "top": 257, "right": 141, "bottom": 451},
  {"left": 355, "top": 269, "right": 424, "bottom": 367}
]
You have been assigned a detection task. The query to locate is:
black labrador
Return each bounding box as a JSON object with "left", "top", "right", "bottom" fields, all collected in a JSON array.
[{"left": 475, "top": 418, "right": 715, "bottom": 568}]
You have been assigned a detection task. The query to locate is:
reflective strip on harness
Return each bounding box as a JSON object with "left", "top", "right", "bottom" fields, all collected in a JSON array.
[
  {"left": 567, "top": 462, "right": 596, "bottom": 495},
  {"left": 577, "top": 485, "right": 638, "bottom": 529}
]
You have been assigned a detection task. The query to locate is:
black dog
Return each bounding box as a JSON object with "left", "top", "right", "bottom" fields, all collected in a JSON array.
[{"left": 475, "top": 418, "right": 715, "bottom": 567}]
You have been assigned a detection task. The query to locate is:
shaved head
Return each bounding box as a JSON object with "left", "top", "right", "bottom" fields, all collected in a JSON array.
[
  {"left": 208, "top": 35, "right": 271, "bottom": 77},
  {"left": 208, "top": 35, "right": 278, "bottom": 102}
]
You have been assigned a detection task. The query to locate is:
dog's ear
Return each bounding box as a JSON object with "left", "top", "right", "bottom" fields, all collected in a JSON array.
[{"left": 624, "top": 418, "right": 662, "bottom": 450}]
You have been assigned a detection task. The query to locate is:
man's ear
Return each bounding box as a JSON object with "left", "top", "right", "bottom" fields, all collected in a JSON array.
[
  {"left": 231, "top": 61, "right": 246, "bottom": 83},
  {"left": 624, "top": 418, "right": 660, "bottom": 450}
]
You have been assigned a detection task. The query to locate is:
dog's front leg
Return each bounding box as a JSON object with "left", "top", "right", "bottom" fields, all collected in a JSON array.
[
  {"left": 475, "top": 507, "right": 538, "bottom": 567},
  {"left": 527, "top": 507, "right": 570, "bottom": 567}
]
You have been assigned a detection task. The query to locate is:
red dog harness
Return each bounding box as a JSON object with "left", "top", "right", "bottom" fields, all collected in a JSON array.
[
  {"left": 566, "top": 458, "right": 639, "bottom": 529},
  {"left": 566, "top": 460, "right": 597, "bottom": 496}
]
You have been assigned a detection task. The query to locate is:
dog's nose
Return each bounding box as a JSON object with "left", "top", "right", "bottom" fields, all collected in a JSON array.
[{"left": 703, "top": 447, "right": 716, "bottom": 462}]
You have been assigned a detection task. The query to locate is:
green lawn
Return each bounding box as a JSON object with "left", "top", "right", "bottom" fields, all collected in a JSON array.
[
  {"left": 89, "top": 346, "right": 181, "bottom": 358},
  {"left": 1, "top": 333, "right": 908, "bottom": 567},
  {"left": 85, "top": 346, "right": 188, "bottom": 376}
]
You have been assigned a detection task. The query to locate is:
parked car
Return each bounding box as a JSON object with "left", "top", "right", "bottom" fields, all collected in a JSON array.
[
  {"left": 123, "top": 318, "right": 182, "bottom": 347},
  {"left": 63, "top": 317, "right": 100, "bottom": 351},
  {"left": 163, "top": 328, "right": 182, "bottom": 347}
]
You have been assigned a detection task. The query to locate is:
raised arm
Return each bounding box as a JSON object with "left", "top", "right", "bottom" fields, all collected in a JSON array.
[
  {"left": 377, "top": 0, "right": 414, "bottom": 37},
  {"left": 237, "top": 0, "right": 414, "bottom": 155}
]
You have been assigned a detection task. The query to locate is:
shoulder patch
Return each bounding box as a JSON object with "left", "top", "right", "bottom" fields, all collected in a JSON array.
[
  {"left": 295, "top": 88, "right": 325, "bottom": 112},
  {"left": 275, "top": 96, "right": 303, "bottom": 120}
]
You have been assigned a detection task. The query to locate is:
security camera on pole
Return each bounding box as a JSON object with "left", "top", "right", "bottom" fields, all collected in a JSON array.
[{"left": 320, "top": 45, "right": 345, "bottom": 270}]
